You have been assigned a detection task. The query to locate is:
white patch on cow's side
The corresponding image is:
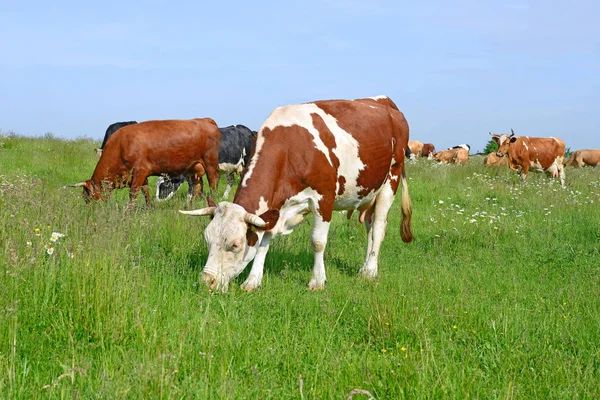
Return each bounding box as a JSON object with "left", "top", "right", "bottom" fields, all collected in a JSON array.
[
  {"left": 271, "top": 187, "right": 322, "bottom": 235},
  {"left": 369, "top": 95, "right": 388, "bottom": 100},
  {"left": 523, "top": 142, "right": 529, "bottom": 151},
  {"left": 390, "top": 175, "right": 399, "bottom": 182},
  {"left": 219, "top": 153, "right": 245, "bottom": 174},
  {"left": 530, "top": 159, "right": 544, "bottom": 171}
]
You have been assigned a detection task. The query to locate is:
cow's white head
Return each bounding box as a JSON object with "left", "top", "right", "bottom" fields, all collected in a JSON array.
[
  {"left": 179, "top": 202, "right": 279, "bottom": 292},
  {"left": 490, "top": 129, "right": 516, "bottom": 156}
]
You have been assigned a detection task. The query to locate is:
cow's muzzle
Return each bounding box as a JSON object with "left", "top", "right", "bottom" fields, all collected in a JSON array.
[
  {"left": 496, "top": 152, "right": 505, "bottom": 157},
  {"left": 201, "top": 273, "right": 217, "bottom": 290}
]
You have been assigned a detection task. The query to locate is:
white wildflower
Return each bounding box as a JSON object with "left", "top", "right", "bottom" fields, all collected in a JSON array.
[{"left": 46, "top": 247, "right": 54, "bottom": 255}]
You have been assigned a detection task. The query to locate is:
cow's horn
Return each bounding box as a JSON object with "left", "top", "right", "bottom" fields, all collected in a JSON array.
[
  {"left": 63, "top": 182, "right": 87, "bottom": 189},
  {"left": 510, "top": 128, "right": 515, "bottom": 137},
  {"left": 179, "top": 207, "right": 216, "bottom": 216},
  {"left": 244, "top": 213, "right": 267, "bottom": 227}
]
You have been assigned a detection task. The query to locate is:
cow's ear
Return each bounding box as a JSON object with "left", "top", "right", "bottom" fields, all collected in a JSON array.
[
  {"left": 491, "top": 136, "right": 499, "bottom": 144},
  {"left": 509, "top": 137, "right": 518, "bottom": 143},
  {"left": 246, "top": 229, "right": 259, "bottom": 246},
  {"left": 257, "top": 209, "right": 279, "bottom": 231}
]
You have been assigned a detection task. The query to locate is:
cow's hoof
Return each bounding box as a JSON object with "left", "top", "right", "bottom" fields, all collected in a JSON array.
[
  {"left": 359, "top": 267, "right": 378, "bottom": 280},
  {"left": 241, "top": 276, "right": 261, "bottom": 292},
  {"left": 308, "top": 280, "right": 326, "bottom": 291}
]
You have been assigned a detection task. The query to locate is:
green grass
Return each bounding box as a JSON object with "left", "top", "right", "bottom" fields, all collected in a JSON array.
[{"left": 1, "top": 134, "right": 600, "bottom": 398}]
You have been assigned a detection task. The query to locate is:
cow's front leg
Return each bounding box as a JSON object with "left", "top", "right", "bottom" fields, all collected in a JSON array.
[
  {"left": 141, "top": 179, "right": 151, "bottom": 207},
  {"left": 127, "top": 171, "right": 148, "bottom": 210},
  {"left": 308, "top": 212, "right": 331, "bottom": 290},
  {"left": 241, "top": 232, "right": 272, "bottom": 292}
]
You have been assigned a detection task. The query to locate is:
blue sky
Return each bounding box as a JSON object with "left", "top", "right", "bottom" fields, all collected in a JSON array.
[{"left": 1, "top": 0, "right": 598, "bottom": 151}]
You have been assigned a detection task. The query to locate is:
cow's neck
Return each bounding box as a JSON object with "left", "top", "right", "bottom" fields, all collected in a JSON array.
[
  {"left": 234, "top": 179, "right": 288, "bottom": 215},
  {"left": 233, "top": 154, "right": 300, "bottom": 215}
]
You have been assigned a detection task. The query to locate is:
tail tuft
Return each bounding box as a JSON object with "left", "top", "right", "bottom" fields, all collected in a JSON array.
[{"left": 400, "top": 169, "right": 413, "bottom": 243}]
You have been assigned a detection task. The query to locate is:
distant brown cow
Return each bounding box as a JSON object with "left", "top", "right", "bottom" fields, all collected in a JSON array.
[
  {"left": 421, "top": 143, "right": 435, "bottom": 158},
  {"left": 66, "top": 119, "right": 221, "bottom": 207},
  {"left": 483, "top": 152, "right": 509, "bottom": 167},
  {"left": 565, "top": 149, "right": 600, "bottom": 167},
  {"left": 432, "top": 148, "right": 469, "bottom": 165},
  {"left": 408, "top": 140, "right": 423, "bottom": 157},
  {"left": 490, "top": 129, "right": 565, "bottom": 187}
]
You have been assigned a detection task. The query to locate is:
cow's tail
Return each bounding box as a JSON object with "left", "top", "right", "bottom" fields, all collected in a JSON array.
[{"left": 400, "top": 168, "right": 413, "bottom": 243}]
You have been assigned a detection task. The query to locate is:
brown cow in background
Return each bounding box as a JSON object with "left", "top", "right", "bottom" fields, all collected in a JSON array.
[
  {"left": 66, "top": 118, "right": 221, "bottom": 208},
  {"left": 483, "top": 152, "right": 509, "bottom": 167},
  {"left": 421, "top": 143, "right": 435, "bottom": 158},
  {"left": 565, "top": 149, "right": 600, "bottom": 167},
  {"left": 408, "top": 140, "right": 423, "bottom": 157},
  {"left": 490, "top": 129, "right": 566, "bottom": 187},
  {"left": 432, "top": 148, "right": 469, "bottom": 165}
]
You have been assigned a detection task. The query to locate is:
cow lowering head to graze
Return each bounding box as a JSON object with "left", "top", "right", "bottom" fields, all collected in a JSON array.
[
  {"left": 95, "top": 121, "right": 137, "bottom": 156},
  {"left": 180, "top": 95, "right": 413, "bottom": 292},
  {"left": 565, "top": 149, "right": 600, "bottom": 168},
  {"left": 432, "top": 148, "right": 469, "bottom": 165},
  {"left": 155, "top": 124, "right": 257, "bottom": 201},
  {"left": 483, "top": 152, "right": 509, "bottom": 167},
  {"left": 490, "top": 129, "right": 566, "bottom": 187},
  {"left": 66, "top": 119, "right": 221, "bottom": 208},
  {"left": 421, "top": 143, "right": 435, "bottom": 158}
]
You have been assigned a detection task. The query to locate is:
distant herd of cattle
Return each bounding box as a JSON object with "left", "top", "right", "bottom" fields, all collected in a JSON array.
[{"left": 64, "top": 95, "right": 599, "bottom": 292}]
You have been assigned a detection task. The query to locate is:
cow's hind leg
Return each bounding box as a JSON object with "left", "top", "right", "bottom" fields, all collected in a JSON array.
[
  {"left": 359, "top": 182, "right": 395, "bottom": 279},
  {"left": 241, "top": 233, "right": 272, "bottom": 292},
  {"left": 308, "top": 212, "right": 331, "bottom": 290},
  {"left": 188, "top": 164, "right": 206, "bottom": 204}
]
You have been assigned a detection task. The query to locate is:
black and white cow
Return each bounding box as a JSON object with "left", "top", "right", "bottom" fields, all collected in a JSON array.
[
  {"left": 156, "top": 124, "right": 257, "bottom": 201},
  {"left": 95, "top": 121, "right": 138, "bottom": 155},
  {"left": 451, "top": 144, "right": 470, "bottom": 152}
]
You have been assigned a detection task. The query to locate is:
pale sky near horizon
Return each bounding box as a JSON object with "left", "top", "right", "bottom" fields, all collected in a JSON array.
[{"left": 1, "top": 0, "right": 598, "bottom": 152}]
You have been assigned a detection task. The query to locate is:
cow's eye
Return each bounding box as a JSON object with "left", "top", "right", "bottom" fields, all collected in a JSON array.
[{"left": 229, "top": 242, "right": 241, "bottom": 252}]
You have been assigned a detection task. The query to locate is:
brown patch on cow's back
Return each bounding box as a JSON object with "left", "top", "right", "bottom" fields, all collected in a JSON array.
[{"left": 315, "top": 101, "right": 396, "bottom": 198}]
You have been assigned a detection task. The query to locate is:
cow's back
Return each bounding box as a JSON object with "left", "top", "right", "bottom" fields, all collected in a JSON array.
[
  {"left": 104, "top": 118, "right": 220, "bottom": 175},
  {"left": 238, "top": 98, "right": 408, "bottom": 212}
]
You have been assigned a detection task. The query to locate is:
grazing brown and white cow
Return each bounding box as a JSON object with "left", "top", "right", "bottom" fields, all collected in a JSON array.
[
  {"left": 421, "top": 143, "right": 435, "bottom": 158},
  {"left": 408, "top": 140, "right": 423, "bottom": 157},
  {"left": 432, "top": 148, "right": 469, "bottom": 165},
  {"left": 483, "top": 152, "right": 509, "bottom": 167},
  {"left": 490, "top": 129, "right": 566, "bottom": 187},
  {"left": 180, "top": 95, "right": 413, "bottom": 292},
  {"left": 66, "top": 119, "right": 221, "bottom": 207},
  {"left": 565, "top": 149, "right": 600, "bottom": 167}
]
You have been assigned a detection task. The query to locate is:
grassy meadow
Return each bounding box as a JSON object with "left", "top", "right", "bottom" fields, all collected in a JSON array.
[{"left": 1, "top": 134, "right": 600, "bottom": 398}]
